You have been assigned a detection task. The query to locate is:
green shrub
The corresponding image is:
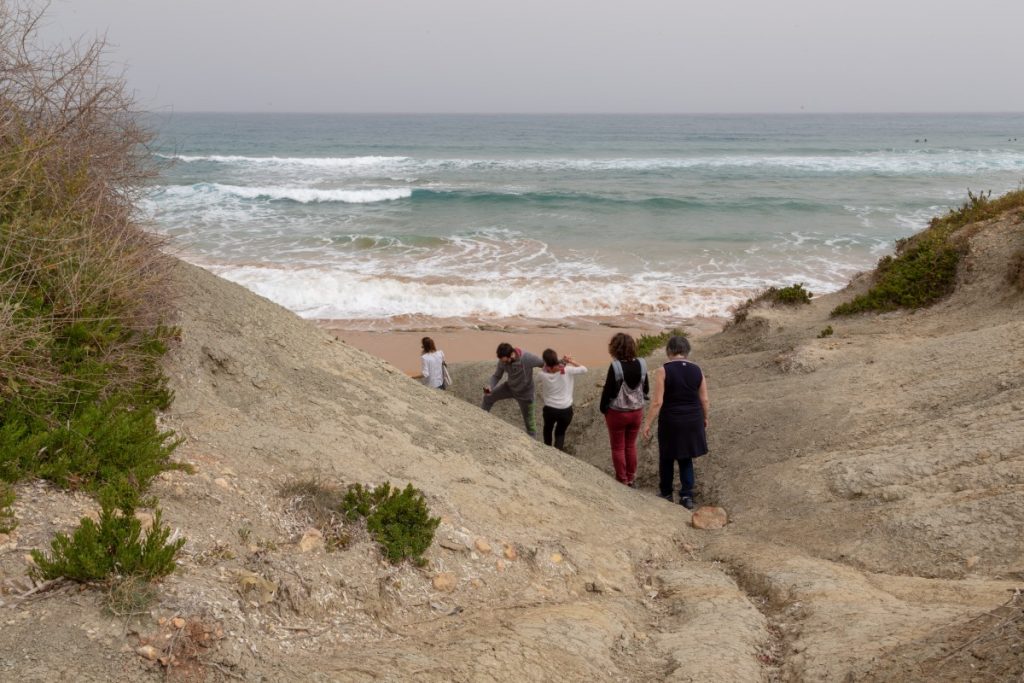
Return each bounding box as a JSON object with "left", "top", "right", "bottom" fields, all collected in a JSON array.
[
  {"left": 636, "top": 328, "right": 688, "bottom": 358},
  {"left": 728, "top": 298, "right": 755, "bottom": 326},
  {"left": 341, "top": 483, "right": 440, "bottom": 566},
  {"left": 31, "top": 505, "right": 184, "bottom": 582},
  {"left": 0, "top": 3, "right": 183, "bottom": 517},
  {"left": 817, "top": 325, "right": 834, "bottom": 339},
  {"left": 0, "top": 483, "right": 16, "bottom": 533},
  {"left": 772, "top": 283, "right": 813, "bottom": 305},
  {"left": 728, "top": 283, "right": 811, "bottom": 326},
  {"left": 1, "top": 395, "right": 185, "bottom": 509},
  {"left": 832, "top": 188, "right": 1024, "bottom": 316}
]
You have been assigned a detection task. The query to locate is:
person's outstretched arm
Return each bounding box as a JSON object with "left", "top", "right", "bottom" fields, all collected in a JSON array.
[
  {"left": 488, "top": 361, "right": 506, "bottom": 391},
  {"left": 642, "top": 367, "right": 665, "bottom": 438},
  {"left": 563, "top": 355, "right": 587, "bottom": 373},
  {"left": 698, "top": 375, "right": 710, "bottom": 429}
]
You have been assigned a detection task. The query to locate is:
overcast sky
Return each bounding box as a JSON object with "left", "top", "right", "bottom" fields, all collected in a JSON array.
[{"left": 37, "top": 0, "right": 1024, "bottom": 114}]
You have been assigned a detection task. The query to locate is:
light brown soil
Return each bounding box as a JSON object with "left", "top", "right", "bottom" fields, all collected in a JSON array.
[{"left": 1, "top": 209, "right": 1022, "bottom": 681}]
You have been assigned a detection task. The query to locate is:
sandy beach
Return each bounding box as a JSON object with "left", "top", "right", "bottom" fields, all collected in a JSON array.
[{"left": 319, "top": 317, "right": 727, "bottom": 375}]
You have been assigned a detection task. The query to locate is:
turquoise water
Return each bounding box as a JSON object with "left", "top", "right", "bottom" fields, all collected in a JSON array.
[{"left": 146, "top": 113, "right": 1024, "bottom": 326}]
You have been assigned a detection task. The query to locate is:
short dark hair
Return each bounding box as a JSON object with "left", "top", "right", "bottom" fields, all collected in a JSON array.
[
  {"left": 608, "top": 333, "right": 637, "bottom": 361},
  {"left": 666, "top": 335, "right": 690, "bottom": 357},
  {"left": 542, "top": 348, "right": 559, "bottom": 367},
  {"left": 496, "top": 342, "right": 515, "bottom": 359},
  {"left": 421, "top": 336, "right": 436, "bottom": 353}
]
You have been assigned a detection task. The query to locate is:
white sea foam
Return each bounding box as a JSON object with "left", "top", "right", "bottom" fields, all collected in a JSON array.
[
  {"left": 189, "top": 234, "right": 867, "bottom": 323},
  {"left": 157, "top": 183, "right": 411, "bottom": 204},
  {"left": 159, "top": 151, "right": 1024, "bottom": 176},
  {"left": 206, "top": 263, "right": 749, "bottom": 320},
  {"left": 159, "top": 154, "right": 411, "bottom": 170}
]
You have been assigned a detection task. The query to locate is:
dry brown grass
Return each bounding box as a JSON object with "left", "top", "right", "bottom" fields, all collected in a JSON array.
[
  {"left": 0, "top": 2, "right": 173, "bottom": 401},
  {"left": 280, "top": 478, "right": 352, "bottom": 551}
]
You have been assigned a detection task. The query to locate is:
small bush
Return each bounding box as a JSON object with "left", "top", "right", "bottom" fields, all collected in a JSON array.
[
  {"left": 31, "top": 505, "right": 184, "bottom": 582},
  {"left": 636, "top": 328, "right": 688, "bottom": 357},
  {"left": 772, "top": 283, "right": 813, "bottom": 305},
  {"left": 342, "top": 483, "right": 440, "bottom": 566},
  {"left": 833, "top": 188, "right": 1024, "bottom": 315},
  {"left": 728, "top": 284, "right": 811, "bottom": 326},
  {"left": 728, "top": 298, "right": 755, "bottom": 326},
  {"left": 0, "top": 483, "right": 16, "bottom": 533},
  {"left": 1, "top": 396, "right": 185, "bottom": 509},
  {"left": 817, "top": 325, "right": 834, "bottom": 338}
]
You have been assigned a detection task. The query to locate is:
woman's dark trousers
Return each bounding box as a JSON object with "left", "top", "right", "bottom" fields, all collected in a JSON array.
[
  {"left": 659, "top": 453, "right": 694, "bottom": 501},
  {"left": 542, "top": 405, "right": 574, "bottom": 451}
]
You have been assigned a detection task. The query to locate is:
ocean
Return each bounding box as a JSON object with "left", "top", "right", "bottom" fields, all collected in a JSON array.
[{"left": 145, "top": 113, "right": 1024, "bottom": 329}]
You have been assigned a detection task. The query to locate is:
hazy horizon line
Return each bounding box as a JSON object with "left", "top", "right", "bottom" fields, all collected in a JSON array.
[{"left": 147, "top": 110, "right": 1024, "bottom": 117}]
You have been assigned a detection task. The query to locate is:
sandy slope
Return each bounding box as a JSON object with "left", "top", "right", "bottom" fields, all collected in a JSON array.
[{"left": 0, "top": 208, "right": 1022, "bottom": 681}]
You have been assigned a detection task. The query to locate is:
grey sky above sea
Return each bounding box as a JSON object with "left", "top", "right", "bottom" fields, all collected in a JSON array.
[{"left": 40, "top": 0, "right": 1024, "bottom": 113}]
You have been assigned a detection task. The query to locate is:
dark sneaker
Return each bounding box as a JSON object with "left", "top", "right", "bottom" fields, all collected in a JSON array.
[
  {"left": 626, "top": 481, "right": 636, "bottom": 488},
  {"left": 680, "top": 496, "right": 695, "bottom": 510}
]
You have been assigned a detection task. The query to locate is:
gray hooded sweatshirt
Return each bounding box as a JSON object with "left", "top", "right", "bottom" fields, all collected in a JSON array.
[{"left": 488, "top": 349, "right": 544, "bottom": 401}]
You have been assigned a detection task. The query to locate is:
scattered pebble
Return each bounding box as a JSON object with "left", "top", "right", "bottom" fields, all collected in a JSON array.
[
  {"left": 432, "top": 572, "right": 457, "bottom": 592},
  {"left": 298, "top": 528, "right": 323, "bottom": 552},
  {"left": 691, "top": 506, "right": 728, "bottom": 530},
  {"left": 136, "top": 645, "right": 159, "bottom": 661}
]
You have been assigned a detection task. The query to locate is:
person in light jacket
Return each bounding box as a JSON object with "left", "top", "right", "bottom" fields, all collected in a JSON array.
[
  {"left": 536, "top": 348, "right": 587, "bottom": 451},
  {"left": 420, "top": 337, "right": 447, "bottom": 389}
]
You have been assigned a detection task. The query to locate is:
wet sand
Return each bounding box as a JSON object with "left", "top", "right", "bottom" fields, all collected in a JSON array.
[{"left": 319, "top": 318, "right": 726, "bottom": 375}]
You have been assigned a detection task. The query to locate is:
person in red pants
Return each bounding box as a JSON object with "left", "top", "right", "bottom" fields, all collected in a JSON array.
[{"left": 599, "top": 333, "right": 649, "bottom": 486}]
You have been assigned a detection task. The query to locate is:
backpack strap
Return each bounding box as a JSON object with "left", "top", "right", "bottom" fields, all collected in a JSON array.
[
  {"left": 611, "top": 359, "right": 623, "bottom": 383},
  {"left": 638, "top": 357, "right": 647, "bottom": 380}
]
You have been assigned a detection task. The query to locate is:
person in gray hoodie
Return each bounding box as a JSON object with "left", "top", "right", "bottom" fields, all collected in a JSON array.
[{"left": 481, "top": 342, "right": 544, "bottom": 437}]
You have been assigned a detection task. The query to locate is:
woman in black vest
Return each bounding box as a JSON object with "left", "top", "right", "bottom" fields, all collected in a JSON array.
[{"left": 642, "top": 335, "right": 709, "bottom": 509}]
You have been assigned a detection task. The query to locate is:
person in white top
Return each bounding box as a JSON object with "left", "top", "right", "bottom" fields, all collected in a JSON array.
[
  {"left": 537, "top": 348, "right": 587, "bottom": 451},
  {"left": 420, "top": 337, "right": 447, "bottom": 389}
]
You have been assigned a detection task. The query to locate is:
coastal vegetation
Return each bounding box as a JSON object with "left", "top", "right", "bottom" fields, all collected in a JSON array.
[
  {"left": 284, "top": 479, "right": 441, "bottom": 565},
  {"left": 342, "top": 483, "right": 441, "bottom": 566},
  {"left": 0, "top": 4, "right": 184, "bottom": 580},
  {"left": 0, "top": 483, "right": 15, "bottom": 533},
  {"left": 30, "top": 507, "right": 184, "bottom": 582},
  {"left": 729, "top": 283, "right": 813, "bottom": 326},
  {"left": 637, "top": 328, "right": 688, "bottom": 357},
  {"left": 832, "top": 188, "right": 1024, "bottom": 315}
]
